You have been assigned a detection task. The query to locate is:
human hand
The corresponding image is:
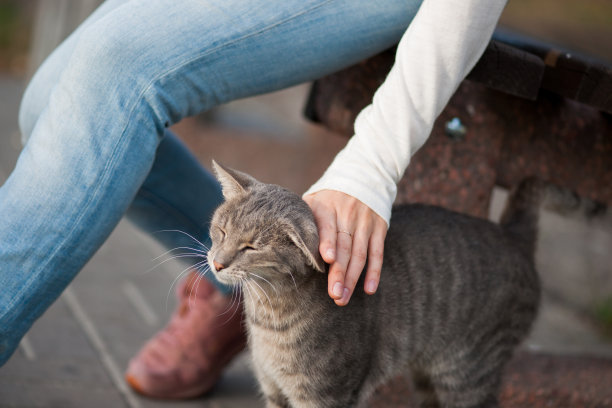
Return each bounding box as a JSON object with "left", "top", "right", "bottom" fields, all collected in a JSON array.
[{"left": 303, "top": 190, "right": 387, "bottom": 306}]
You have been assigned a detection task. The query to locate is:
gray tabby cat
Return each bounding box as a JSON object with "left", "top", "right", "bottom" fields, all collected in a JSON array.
[{"left": 207, "top": 161, "right": 541, "bottom": 408}]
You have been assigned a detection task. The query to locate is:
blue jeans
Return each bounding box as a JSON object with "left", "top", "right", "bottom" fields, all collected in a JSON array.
[{"left": 0, "top": 0, "right": 421, "bottom": 365}]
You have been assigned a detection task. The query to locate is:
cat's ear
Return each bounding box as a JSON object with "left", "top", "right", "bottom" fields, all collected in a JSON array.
[
  {"left": 212, "top": 160, "right": 258, "bottom": 200},
  {"left": 285, "top": 222, "right": 326, "bottom": 273}
]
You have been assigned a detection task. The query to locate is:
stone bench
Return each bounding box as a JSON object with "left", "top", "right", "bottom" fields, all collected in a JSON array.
[
  {"left": 304, "top": 31, "right": 612, "bottom": 219},
  {"left": 305, "top": 31, "right": 612, "bottom": 406}
]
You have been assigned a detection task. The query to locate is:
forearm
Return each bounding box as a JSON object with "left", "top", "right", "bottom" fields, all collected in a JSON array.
[{"left": 304, "top": 0, "right": 508, "bottom": 224}]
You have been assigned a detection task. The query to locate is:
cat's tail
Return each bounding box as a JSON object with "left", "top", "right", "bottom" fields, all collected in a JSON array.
[{"left": 499, "top": 177, "right": 606, "bottom": 257}]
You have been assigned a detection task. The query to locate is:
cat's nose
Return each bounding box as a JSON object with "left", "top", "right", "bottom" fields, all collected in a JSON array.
[{"left": 213, "top": 260, "right": 225, "bottom": 271}]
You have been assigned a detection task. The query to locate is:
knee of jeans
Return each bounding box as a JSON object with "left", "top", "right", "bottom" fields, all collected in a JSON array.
[
  {"left": 63, "top": 16, "right": 187, "bottom": 131},
  {"left": 18, "top": 78, "right": 49, "bottom": 146},
  {"left": 18, "top": 103, "right": 35, "bottom": 147},
  {"left": 19, "top": 53, "right": 71, "bottom": 145},
  {"left": 18, "top": 20, "right": 145, "bottom": 148}
]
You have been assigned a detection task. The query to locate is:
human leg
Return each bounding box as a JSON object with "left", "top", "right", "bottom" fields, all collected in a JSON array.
[
  {"left": 19, "top": 0, "right": 228, "bottom": 292},
  {"left": 18, "top": 0, "right": 130, "bottom": 140},
  {"left": 2, "top": 0, "right": 421, "bottom": 367}
]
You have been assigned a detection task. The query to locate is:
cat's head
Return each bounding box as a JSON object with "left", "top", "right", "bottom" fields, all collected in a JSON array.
[{"left": 207, "top": 161, "right": 325, "bottom": 290}]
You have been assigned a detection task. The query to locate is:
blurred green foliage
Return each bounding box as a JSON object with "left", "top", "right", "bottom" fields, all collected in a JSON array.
[
  {"left": 595, "top": 297, "right": 612, "bottom": 338},
  {"left": 0, "top": 0, "right": 32, "bottom": 73},
  {"left": 0, "top": 3, "right": 19, "bottom": 48}
]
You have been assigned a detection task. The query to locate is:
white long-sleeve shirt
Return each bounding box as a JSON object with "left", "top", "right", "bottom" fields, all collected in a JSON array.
[{"left": 304, "top": 0, "right": 507, "bottom": 226}]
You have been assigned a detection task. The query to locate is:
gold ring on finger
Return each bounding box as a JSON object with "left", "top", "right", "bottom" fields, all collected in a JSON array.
[{"left": 337, "top": 230, "right": 352, "bottom": 238}]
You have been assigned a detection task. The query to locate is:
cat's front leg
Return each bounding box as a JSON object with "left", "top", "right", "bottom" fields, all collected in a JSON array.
[
  {"left": 256, "top": 371, "right": 291, "bottom": 408},
  {"left": 265, "top": 395, "right": 291, "bottom": 408},
  {"left": 263, "top": 385, "right": 291, "bottom": 408}
]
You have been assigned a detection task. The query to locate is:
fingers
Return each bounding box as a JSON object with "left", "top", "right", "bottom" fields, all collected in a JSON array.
[
  {"left": 328, "top": 228, "right": 353, "bottom": 303},
  {"left": 318, "top": 213, "right": 338, "bottom": 265},
  {"left": 364, "top": 222, "right": 386, "bottom": 295},
  {"left": 304, "top": 195, "right": 337, "bottom": 264},
  {"left": 334, "top": 225, "right": 370, "bottom": 306},
  {"left": 304, "top": 190, "right": 388, "bottom": 306}
]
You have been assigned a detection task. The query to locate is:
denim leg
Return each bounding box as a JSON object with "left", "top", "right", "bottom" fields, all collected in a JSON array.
[
  {"left": 1, "top": 0, "right": 422, "bottom": 365},
  {"left": 19, "top": 0, "right": 235, "bottom": 294},
  {"left": 18, "top": 0, "right": 130, "bottom": 141},
  {"left": 126, "top": 131, "right": 227, "bottom": 292}
]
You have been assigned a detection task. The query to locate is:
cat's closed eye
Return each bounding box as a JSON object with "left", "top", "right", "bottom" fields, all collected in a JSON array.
[
  {"left": 240, "top": 243, "right": 257, "bottom": 251},
  {"left": 212, "top": 225, "right": 226, "bottom": 241}
]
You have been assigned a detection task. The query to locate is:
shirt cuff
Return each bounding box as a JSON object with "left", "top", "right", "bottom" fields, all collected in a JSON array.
[{"left": 302, "top": 138, "right": 397, "bottom": 227}]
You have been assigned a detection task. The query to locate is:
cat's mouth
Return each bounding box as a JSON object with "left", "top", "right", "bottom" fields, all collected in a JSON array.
[
  {"left": 207, "top": 255, "right": 243, "bottom": 286},
  {"left": 211, "top": 267, "right": 242, "bottom": 286},
  {"left": 213, "top": 270, "right": 241, "bottom": 286}
]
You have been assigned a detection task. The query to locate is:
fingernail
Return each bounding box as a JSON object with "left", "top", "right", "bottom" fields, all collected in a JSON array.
[
  {"left": 332, "top": 282, "right": 343, "bottom": 298},
  {"left": 325, "top": 248, "right": 335, "bottom": 260},
  {"left": 340, "top": 288, "right": 350, "bottom": 304},
  {"left": 366, "top": 280, "right": 378, "bottom": 294}
]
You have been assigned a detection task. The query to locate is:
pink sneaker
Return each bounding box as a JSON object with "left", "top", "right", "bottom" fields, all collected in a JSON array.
[{"left": 125, "top": 271, "right": 246, "bottom": 399}]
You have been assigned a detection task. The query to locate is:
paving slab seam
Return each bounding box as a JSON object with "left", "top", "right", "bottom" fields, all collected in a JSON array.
[
  {"left": 17, "top": 335, "right": 36, "bottom": 361},
  {"left": 121, "top": 281, "right": 160, "bottom": 327},
  {"left": 62, "top": 287, "right": 140, "bottom": 408}
]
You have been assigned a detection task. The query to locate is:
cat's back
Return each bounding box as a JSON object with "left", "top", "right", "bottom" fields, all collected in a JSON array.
[
  {"left": 385, "top": 203, "right": 532, "bottom": 274},
  {"left": 388, "top": 203, "right": 505, "bottom": 243},
  {"left": 377, "top": 203, "right": 539, "bottom": 352}
]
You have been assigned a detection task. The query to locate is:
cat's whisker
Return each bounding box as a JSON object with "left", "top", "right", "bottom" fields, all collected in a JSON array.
[
  {"left": 152, "top": 246, "right": 208, "bottom": 263},
  {"left": 255, "top": 262, "right": 282, "bottom": 268},
  {"left": 245, "top": 281, "right": 267, "bottom": 322},
  {"left": 164, "top": 260, "right": 207, "bottom": 312},
  {"left": 217, "top": 287, "right": 240, "bottom": 318},
  {"left": 197, "top": 265, "right": 212, "bottom": 277},
  {"left": 158, "top": 254, "right": 206, "bottom": 270},
  {"left": 247, "top": 279, "right": 278, "bottom": 326},
  {"left": 184, "top": 245, "right": 208, "bottom": 254},
  {"left": 287, "top": 270, "right": 298, "bottom": 291},
  {"left": 163, "top": 253, "right": 207, "bottom": 262},
  {"left": 233, "top": 285, "right": 244, "bottom": 312},
  {"left": 249, "top": 278, "right": 274, "bottom": 309},
  {"left": 245, "top": 281, "right": 263, "bottom": 305},
  {"left": 220, "top": 288, "right": 243, "bottom": 326},
  {"left": 143, "top": 252, "right": 207, "bottom": 277},
  {"left": 165, "top": 267, "right": 194, "bottom": 313},
  {"left": 251, "top": 263, "right": 296, "bottom": 290},
  {"left": 250, "top": 273, "right": 279, "bottom": 295},
  {"left": 243, "top": 280, "right": 258, "bottom": 318},
  {"left": 154, "top": 229, "right": 210, "bottom": 251},
  {"left": 183, "top": 259, "right": 208, "bottom": 275},
  {"left": 188, "top": 268, "right": 206, "bottom": 309},
  {"left": 186, "top": 261, "right": 212, "bottom": 309}
]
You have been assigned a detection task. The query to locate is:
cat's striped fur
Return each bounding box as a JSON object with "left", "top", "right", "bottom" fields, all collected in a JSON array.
[{"left": 208, "top": 162, "right": 543, "bottom": 408}]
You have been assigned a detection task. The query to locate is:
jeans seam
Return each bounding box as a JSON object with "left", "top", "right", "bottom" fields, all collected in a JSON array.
[
  {"left": 168, "top": 0, "right": 335, "bottom": 75},
  {"left": 142, "top": 0, "right": 336, "bottom": 120}
]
